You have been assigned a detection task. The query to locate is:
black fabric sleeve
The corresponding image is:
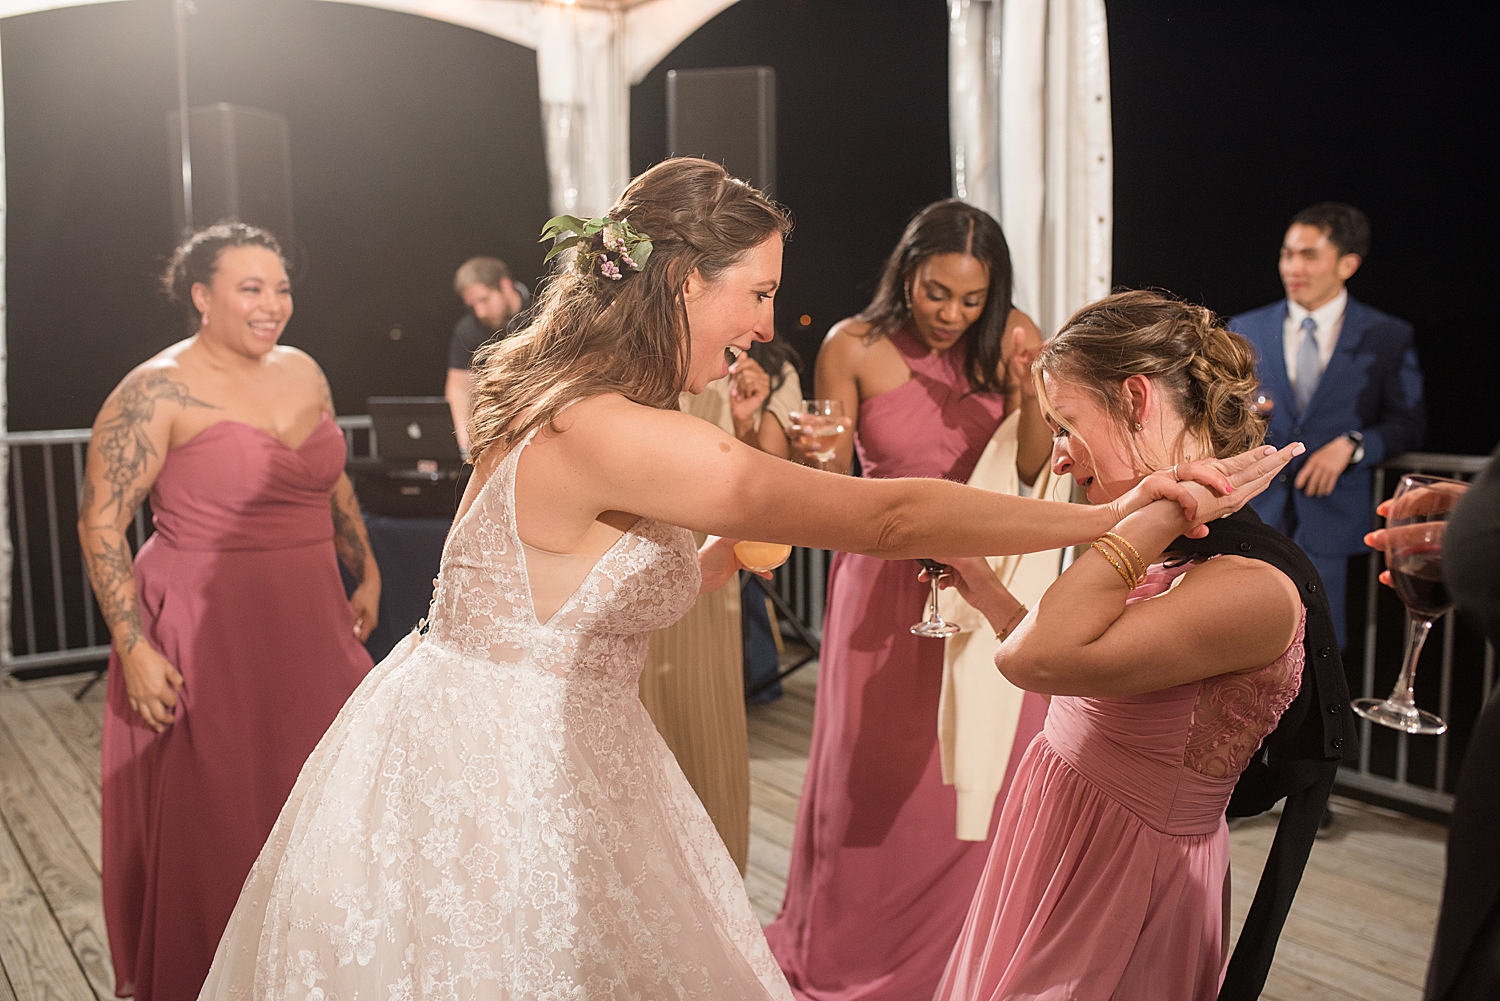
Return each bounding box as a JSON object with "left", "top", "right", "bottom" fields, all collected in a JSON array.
[{"left": 448, "top": 314, "right": 481, "bottom": 372}]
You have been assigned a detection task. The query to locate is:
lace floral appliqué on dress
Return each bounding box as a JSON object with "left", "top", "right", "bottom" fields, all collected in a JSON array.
[
  {"left": 199, "top": 428, "right": 793, "bottom": 1001},
  {"left": 1185, "top": 617, "right": 1305, "bottom": 779}
]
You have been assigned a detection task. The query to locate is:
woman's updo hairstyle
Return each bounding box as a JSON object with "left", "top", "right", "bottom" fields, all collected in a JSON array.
[
  {"left": 1035, "top": 289, "right": 1266, "bottom": 460},
  {"left": 161, "top": 222, "right": 285, "bottom": 316},
  {"left": 468, "top": 157, "right": 792, "bottom": 460}
]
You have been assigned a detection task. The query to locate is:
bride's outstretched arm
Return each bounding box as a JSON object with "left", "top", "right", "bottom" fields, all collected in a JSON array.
[{"left": 553, "top": 395, "right": 1299, "bottom": 561}]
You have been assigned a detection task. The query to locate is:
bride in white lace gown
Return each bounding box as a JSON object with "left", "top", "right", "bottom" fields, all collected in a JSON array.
[{"left": 200, "top": 159, "right": 1297, "bottom": 999}]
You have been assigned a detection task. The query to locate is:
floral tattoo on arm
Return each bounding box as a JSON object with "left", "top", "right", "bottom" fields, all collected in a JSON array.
[
  {"left": 81, "top": 369, "right": 216, "bottom": 651},
  {"left": 88, "top": 370, "right": 218, "bottom": 521}
]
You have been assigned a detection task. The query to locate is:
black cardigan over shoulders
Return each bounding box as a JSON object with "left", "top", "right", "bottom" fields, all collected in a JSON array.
[{"left": 1165, "top": 506, "right": 1359, "bottom": 1001}]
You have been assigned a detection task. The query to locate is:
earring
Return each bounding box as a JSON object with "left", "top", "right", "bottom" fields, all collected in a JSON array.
[
  {"left": 1132, "top": 422, "right": 1144, "bottom": 433},
  {"left": 903, "top": 283, "right": 913, "bottom": 311}
]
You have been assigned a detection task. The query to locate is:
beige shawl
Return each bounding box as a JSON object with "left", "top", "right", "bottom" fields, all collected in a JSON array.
[{"left": 937, "top": 410, "right": 1074, "bottom": 840}]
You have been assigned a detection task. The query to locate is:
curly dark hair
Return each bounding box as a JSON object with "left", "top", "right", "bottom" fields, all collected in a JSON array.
[{"left": 161, "top": 222, "right": 285, "bottom": 313}]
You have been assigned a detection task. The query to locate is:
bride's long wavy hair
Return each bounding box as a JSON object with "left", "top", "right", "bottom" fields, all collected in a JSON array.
[{"left": 467, "top": 158, "right": 792, "bottom": 461}]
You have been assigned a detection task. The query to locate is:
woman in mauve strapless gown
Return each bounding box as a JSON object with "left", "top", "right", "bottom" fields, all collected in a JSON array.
[
  {"left": 765, "top": 201, "right": 1054, "bottom": 1001},
  {"left": 80, "top": 224, "right": 377, "bottom": 1000},
  {"left": 933, "top": 291, "right": 1312, "bottom": 1001}
]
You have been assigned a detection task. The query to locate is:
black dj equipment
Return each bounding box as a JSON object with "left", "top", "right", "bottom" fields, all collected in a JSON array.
[
  {"left": 347, "top": 398, "right": 467, "bottom": 518},
  {"left": 666, "top": 66, "right": 776, "bottom": 197}
]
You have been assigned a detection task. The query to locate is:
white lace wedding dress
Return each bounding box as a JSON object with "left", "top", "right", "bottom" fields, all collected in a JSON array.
[{"left": 200, "top": 430, "right": 794, "bottom": 1000}]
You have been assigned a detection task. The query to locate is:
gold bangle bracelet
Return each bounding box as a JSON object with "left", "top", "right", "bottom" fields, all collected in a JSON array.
[
  {"left": 1090, "top": 541, "right": 1137, "bottom": 589},
  {"left": 1095, "top": 535, "right": 1145, "bottom": 587},
  {"left": 996, "top": 603, "right": 1029, "bottom": 640},
  {"left": 1102, "top": 532, "right": 1148, "bottom": 581}
]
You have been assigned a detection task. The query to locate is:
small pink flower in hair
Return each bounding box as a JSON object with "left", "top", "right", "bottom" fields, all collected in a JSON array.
[
  {"left": 619, "top": 252, "right": 638, "bottom": 271},
  {"left": 598, "top": 257, "right": 622, "bottom": 280}
]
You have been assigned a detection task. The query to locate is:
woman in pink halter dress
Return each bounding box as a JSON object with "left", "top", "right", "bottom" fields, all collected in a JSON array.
[
  {"left": 765, "top": 201, "right": 1054, "bottom": 1000},
  {"left": 932, "top": 291, "right": 1311, "bottom": 1001},
  {"left": 80, "top": 225, "right": 377, "bottom": 1000}
]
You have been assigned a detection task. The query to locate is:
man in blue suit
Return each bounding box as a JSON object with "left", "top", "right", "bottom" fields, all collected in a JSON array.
[{"left": 1230, "top": 203, "right": 1425, "bottom": 648}]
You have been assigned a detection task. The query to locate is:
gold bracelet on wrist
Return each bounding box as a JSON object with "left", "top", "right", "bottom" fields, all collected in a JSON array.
[
  {"left": 1098, "top": 537, "right": 1146, "bottom": 587},
  {"left": 996, "top": 604, "right": 1029, "bottom": 641},
  {"left": 1102, "top": 531, "right": 1148, "bottom": 582},
  {"left": 1090, "top": 541, "right": 1138, "bottom": 589}
]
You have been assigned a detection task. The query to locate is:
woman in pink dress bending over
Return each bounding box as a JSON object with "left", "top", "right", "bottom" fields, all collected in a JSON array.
[
  {"left": 766, "top": 201, "right": 1054, "bottom": 1000},
  {"left": 79, "top": 224, "right": 378, "bottom": 1000},
  {"left": 933, "top": 291, "right": 1310, "bottom": 1001}
]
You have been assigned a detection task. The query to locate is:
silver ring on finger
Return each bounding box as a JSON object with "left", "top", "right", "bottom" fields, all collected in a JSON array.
[{"left": 1172, "top": 463, "right": 1182, "bottom": 482}]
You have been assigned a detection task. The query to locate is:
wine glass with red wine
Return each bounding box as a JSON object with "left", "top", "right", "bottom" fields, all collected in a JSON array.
[
  {"left": 911, "top": 559, "right": 961, "bottom": 638},
  {"left": 1352, "top": 473, "right": 1470, "bottom": 735}
]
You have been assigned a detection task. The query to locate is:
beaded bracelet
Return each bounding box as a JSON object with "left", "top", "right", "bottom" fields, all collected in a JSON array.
[
  {"left": 996, "top": 604, "right": 1028, "bottom": 641},
  {"left": 1090, "top": 541, "right": 1137, "bottom": 589}
]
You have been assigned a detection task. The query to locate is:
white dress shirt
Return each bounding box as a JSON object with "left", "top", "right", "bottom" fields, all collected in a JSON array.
[{"left": 1282, "top": 287, "right": 1348, "bottom": 386}]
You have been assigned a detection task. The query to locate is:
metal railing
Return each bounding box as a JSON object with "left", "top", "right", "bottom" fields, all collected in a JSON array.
[
  {"left": 1337, "top": 452, "right": 1495, "bottom": 814},
  {"left": 5, "top": 432, "right": 1492, "bottom": 816},
  {"left": 1, "top": 416, "right": 373, "bottom": 678}
]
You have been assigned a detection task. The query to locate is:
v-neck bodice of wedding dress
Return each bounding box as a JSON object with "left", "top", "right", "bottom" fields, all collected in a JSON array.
[{"left": 200, "top": 427, "right": 794, "bottom": 1000}]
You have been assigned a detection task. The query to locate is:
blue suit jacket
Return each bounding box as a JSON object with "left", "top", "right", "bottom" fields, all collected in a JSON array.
[{"left": 1229, "top": 296, "right": 1425, "bottom": 556}]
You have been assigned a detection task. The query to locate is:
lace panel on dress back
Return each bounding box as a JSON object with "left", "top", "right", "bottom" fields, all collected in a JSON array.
[
  {"left": 1184, "top": 610, "right": 1306, "bottom": 779},
  {"left": 424, "top": 430, "right": 699, "bottom": 679}
]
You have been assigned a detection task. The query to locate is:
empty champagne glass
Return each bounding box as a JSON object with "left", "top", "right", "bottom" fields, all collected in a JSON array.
[
  {"left": 789, "top": 399, "right": 848, "bottom": 471},
  {"left": 1352, "top": 473, "right": 1470, "bottom": 735},
  {"left": 910, "top": 559, "right": 961, "bottom": 638}
]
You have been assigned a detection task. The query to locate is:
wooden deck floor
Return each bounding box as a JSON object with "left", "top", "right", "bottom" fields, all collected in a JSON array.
[
  {"left": 745, "top": 665, "right": 1447, "bottom": 1001},
  {"left": 1, "top": 666, "right": 1446, "bottom": 1000}
]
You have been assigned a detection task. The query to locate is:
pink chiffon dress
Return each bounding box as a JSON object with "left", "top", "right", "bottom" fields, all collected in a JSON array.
[
  {"left": 102, "top": 415, "right": 373, "bottom": 1000},
  {"left": 765, "top": 329, "right": 1049, "bottom": 1001},
  {"left": 934, "top": 561, "right": 1306, "bottom": 1001}
]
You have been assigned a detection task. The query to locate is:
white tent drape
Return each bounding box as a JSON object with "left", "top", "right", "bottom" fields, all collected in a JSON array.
[
  {"left": 948, "top": 0, "right": 1112, "bottom": 337},
  {"left": 317, "top": 0, "right": 741, "bottom": 217}
]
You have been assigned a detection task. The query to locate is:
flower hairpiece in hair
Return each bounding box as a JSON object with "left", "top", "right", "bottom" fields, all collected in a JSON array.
[{"left": 540, "top": 214, "right": 654, "bottom": 281}]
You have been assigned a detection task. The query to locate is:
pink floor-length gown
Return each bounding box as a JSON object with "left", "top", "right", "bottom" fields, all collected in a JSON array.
[
  {"left": 935, "top": 562, "right": 1306, "bottom": 1001},
  {"left": 102, "top": 415, "right": 373, "bottom": 1000},
  {"left": 765, "top": 328, "right": 1049, "bottom": 1001}
]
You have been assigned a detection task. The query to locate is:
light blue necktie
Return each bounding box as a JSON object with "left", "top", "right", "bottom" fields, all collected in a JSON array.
[{"left": 1294, "top": 316, "right": 1320, "bottom": 414}]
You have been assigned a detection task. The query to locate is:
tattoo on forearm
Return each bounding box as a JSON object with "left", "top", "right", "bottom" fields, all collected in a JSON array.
[
  {"left": 331, "top": 494, "right": 369, "bottom": 584},
  {"left": 91, "top": 371, "right": 217, "bottom": 519},
  {"left": 86, "top": 533, "right": 145, "bottom": 652}
]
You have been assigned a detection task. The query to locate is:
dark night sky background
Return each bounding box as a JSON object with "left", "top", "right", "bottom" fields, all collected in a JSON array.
[{"left": 3, "top": 0, "right": 1496, "bottom": 455}]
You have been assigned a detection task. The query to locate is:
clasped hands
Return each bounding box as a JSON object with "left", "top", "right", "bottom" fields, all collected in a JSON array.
[{"left": 928, "top": 442, "right": 1306, "bottom": 599}]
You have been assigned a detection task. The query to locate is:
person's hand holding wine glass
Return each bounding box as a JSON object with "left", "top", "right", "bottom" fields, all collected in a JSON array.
[
  {"left": 788, "top": 399, "right": 848, "bottom": 471},
  {"left": 1353, "top": 473, "right": 1470, "bottom": 734}
]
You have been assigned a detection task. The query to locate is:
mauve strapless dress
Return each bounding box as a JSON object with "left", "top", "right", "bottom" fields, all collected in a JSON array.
[{"left": 101, "top": 415, "right": 372, "bottom": 1000}]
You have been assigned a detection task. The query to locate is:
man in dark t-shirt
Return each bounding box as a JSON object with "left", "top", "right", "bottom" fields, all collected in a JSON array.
[{"left": 444, "top": 256, "right": 532, "bottom": 453}]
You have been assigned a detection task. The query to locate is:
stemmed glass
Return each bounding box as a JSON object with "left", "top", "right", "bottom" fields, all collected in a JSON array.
[
  {"left": 910, "top": 559, "right": 961, "bottom": 638},
  {"left": 789, "top": 399, "right": 848, "bottom": 471},
  {"left": 1351, "top": 473, "right": 1470, "bottom": 735}
]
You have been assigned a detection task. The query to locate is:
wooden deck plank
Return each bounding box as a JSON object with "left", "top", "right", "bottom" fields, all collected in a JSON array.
[
  {"left": 21, "top": 687, "right": 103, "bottom": 793},
  {"left": 0, "top": 815, "right": 98, "bottom": 1001},
  {"left": 0, "top": 696, "right": 102, "bottom": 872},
  {"left": 0, "top": 722, "right": 112, "bottom": 998}
]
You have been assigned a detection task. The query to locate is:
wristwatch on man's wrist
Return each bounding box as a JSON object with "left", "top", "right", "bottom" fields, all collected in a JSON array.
[{"left": 1344, "top": 430, "right": 1365, "bottom": 467}]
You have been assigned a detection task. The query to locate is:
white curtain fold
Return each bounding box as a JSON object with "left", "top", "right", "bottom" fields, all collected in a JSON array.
[{"left": 948, "top": 0, "right": 1112, "bottom": 337}]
